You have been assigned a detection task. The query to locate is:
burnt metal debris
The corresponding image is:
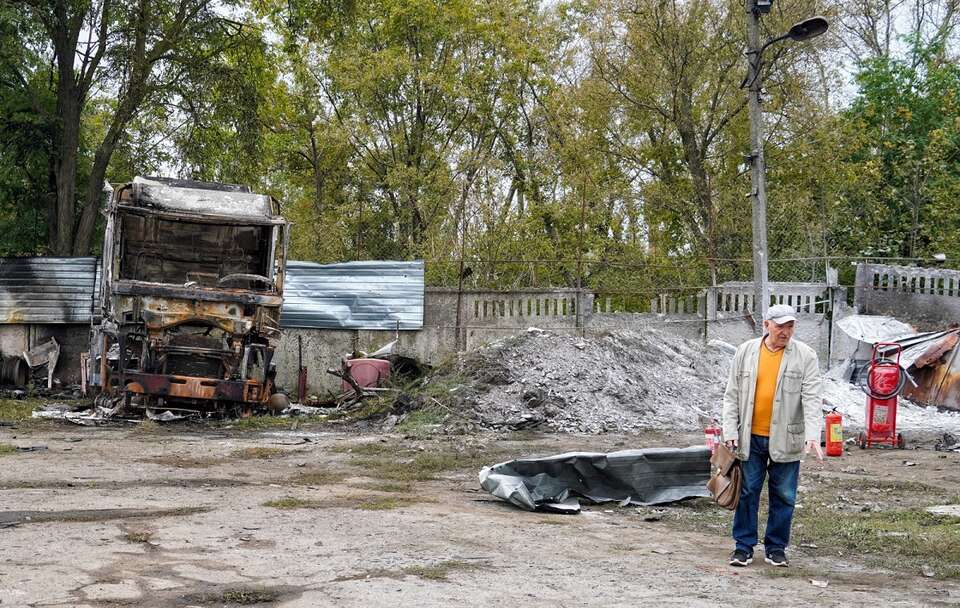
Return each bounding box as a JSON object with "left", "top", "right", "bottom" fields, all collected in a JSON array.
[
  {"left": 479, "top": 447, "right": 711, "bottom": 513},
  {"left": 89, "top": 176, "right": 289, "bottom": 416}
]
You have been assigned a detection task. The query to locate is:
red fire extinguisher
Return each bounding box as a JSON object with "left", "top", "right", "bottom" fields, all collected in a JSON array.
[
  {"left": 704, "top": 419, "right": 722, "bottom": 455},
  {"left": 825, "top": 407, "right": 843, "bottom": 457}
]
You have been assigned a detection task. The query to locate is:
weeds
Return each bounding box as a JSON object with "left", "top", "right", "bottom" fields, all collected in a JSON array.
[
  {"left": 293, "top": 469, "right": 348, "bottom": 486},
  {"left": 354, "top": 481, "right": 412, "bottom": 493},
  {"left": 262, "top": 496, "right": 330, "bottom": 509},
  {"left": 396, "top": 408, "right": 446, "bottom": 436},
  {"left": 0, "top": 443, "right": 16, "bottom": 456},
  {"left": 229, "top": 447, "right": 288, "bottom": 460},
  {"left": 356, "top": 495, "right": 435, "bottom": 511},
  {"left": 348, "top": 442, "right": 508, "bottom": 482},
  {"left": 794, "top": 505, "right": 960, "bottom": 578},
  {"left": 402, "top": 560, "right": 482, "bottom": 581},
  {"left": 220, "top": 586, "right": 280, "bottom": 604},
  {"left": 124, "top": 530, "right": 154, "bottom": 544}
]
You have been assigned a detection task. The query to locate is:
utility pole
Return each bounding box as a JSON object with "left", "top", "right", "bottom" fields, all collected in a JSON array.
[
  {"left": 743, "top": 5, "right": 828, "bottom": 333},
  {"left": 746, "top": 0, "right": 770, "bottom": 331}
]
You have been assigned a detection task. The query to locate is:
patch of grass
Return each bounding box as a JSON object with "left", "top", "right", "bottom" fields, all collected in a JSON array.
[
  {"left": 4, "top": 506, "right": 211, "bottom": 525},
  {"left": 351, "top": 444, "right": 509, "bottom": 482},
  {"left": 794, "top": 505, "right": 960, "bottom": 579},
  {"left": 817, "top": 475, "right": 953, "bottom": 498},
  {"left": 333, "top": 560, "right": 483, "bottom": 584},
  {"left": 0, "top": 443, "right": 16, "bottom": 456},
  {"left": 229, "top": 447, "right": 288, "bottom": 460},
  {"left": 262, "top": 496, "right": 329, "bottom": 509},
  {"left": 332, "top": 568, "right": 404, "bottom": 582},
  {"left": 355, "top": 481, "right": 413, "bottom": 493},
  {"left": 0, "top": 398, "right": 60, "bottom": 422},
  {"left": 220, "top": 586, "right": 280, "bottom": 604},
  {"left": 293, "top": 469, "right": 348, "bottom": 486},
  {"left": 140, "top": 454, "right": 224, "bottom": 468},
  {"left": 401, "top": 560, "right": 482, "bottom": 581},
  {"left": 228, "top": 416, "right": 303, "bottom": 431},
  {"left": 130, "top": 420, "right": 160, "bottom": 434},
  {"left": 332, "top": 441, "right": 394, "bottom": 456},
  {"left": 124, "top": 530, "right": 153, "bottom": 544},
  {"left": 396, "top": 408, "right": 446, "bottom": 435},
  {"left": 326, "top": 398, "right": 393, "bottom": 422},
  {"left": 355, "top": 495, "right": 435, "bottom": 511}
]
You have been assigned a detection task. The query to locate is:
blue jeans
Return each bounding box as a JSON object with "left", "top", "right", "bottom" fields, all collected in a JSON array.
[{"left": 732, "top": 434, "right": 800, "bottom": 555}]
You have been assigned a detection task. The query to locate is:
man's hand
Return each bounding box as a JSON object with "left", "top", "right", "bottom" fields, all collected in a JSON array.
[{"left": 804, "top": 440, "right": 824, "bottom": 461}]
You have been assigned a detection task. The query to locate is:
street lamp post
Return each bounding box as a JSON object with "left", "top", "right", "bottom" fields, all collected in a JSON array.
[{"left": 745, "top": 3, "right": 828, "bottom": 329}]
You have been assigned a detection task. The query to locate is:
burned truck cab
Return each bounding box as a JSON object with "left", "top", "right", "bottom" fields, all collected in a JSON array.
[{"left": 94, "top": 176, "right": 289, "bottom": 415}]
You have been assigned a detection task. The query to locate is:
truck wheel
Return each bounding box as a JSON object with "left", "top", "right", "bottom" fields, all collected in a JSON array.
[
  {"left": 858, "top": 432, "right": 867, "bottom": 449},
  {"left": 896, "top": 433, "right": 905, "bottom": 449}
]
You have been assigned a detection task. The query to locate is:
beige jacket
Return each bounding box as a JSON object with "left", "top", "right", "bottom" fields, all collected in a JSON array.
[{"left": 721, "top": 337, "right": 823, "bottom": 462}]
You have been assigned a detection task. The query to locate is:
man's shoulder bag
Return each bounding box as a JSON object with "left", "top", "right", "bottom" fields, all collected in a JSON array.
[{"left": 706, "top": 443, "right": 741, "bottom": 510}]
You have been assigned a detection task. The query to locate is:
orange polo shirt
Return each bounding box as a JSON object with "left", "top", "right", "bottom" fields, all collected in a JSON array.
[{"left": 751, "top": 341, "right": 785, "bottom": 437}]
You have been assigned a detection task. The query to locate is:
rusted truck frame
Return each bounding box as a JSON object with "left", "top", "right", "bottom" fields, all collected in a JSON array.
[{"left": 91, "top": 176, "right": 289, "bottom": 415}]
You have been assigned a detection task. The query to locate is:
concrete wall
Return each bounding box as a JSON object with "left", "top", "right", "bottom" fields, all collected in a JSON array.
[
  {"left": 273, "top": 283, "right": 838, "bottom": 394},
  {"left": 0, "top": 282, "right": 841, "bottom": 394},
  {"left": 855, "top": 263, "right": 960, "bottom": 330}
]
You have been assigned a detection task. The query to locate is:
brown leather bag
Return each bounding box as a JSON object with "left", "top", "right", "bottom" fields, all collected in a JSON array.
[{"left": 706, "top": 443, "right": 742, "bottom": 510}]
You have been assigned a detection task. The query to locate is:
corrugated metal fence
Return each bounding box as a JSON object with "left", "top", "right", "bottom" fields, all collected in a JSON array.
[
  {"left": 0, "top": 257, "right": 424, "bottom": 330},
  {"left": 280, "top": 260, "right": 424, "bottom": 329},
  {"left": 0, "top": 257, "right": 100, "bottom": 324}
]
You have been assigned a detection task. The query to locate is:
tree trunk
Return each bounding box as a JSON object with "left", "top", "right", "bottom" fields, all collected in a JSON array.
[{"left": 53, "top": 87, "right": 80, "bottom": 255}]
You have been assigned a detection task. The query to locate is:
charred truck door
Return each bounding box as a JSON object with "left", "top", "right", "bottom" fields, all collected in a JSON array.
[{"left": 92, "top": 176, "right": 289, "bottom": 415}]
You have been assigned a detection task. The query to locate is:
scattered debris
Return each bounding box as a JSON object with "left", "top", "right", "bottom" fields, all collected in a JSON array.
[
  {"left": 921, "top": 565, "right": 936, "bottom": 578},
  {"left": 810, "top": 579, "right": 829, "bottom": 588},
  {"left": 926, "top": 505, "right": 960, "bottom": 517},
  {"left": 478, "top": 446, "right": 710, "bottom": 512},
  {"left": 145, "top": 409, "right": 189, "bottom": 422},
  {"left": 15, "top": 445, "right": 47, "bottom": 453},
  {"left": 23, "top": 338, "right": 60, "bottom": 390},
  {"left": 934, "top": 433, "right": 960, "bottom": 452}
]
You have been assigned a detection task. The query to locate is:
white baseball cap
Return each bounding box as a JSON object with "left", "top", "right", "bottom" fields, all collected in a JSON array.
[{"left": 765, "top": 303, "right": 796, "bottom": 324}]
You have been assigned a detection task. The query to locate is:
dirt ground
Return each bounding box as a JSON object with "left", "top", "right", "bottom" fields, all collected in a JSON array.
[{"left": 1, "top": 415, "right": 959, "bottom": 607}]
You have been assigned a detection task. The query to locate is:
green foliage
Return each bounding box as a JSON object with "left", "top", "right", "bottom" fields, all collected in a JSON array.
[
  {"left": 830, "top": 39, "right": 960, "bottom": 261},
  {"left": 1, "top": 0, "right": 958, "bottom": 286}
]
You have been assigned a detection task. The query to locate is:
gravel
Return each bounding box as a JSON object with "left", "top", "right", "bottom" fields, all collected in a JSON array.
[{"left": 430, "top": 327, "right": 960, "bottom": 435}]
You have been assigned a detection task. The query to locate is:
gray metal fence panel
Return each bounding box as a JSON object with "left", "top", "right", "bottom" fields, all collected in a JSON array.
[
  {"left": 0, "top": 257, "right": 100, "bottom": 324},
  {"left": 0, "top": 258, "right": 424, "bottom": 329},
  {"left": 280, "top": 260, "right": 424, "bottom": 330}
]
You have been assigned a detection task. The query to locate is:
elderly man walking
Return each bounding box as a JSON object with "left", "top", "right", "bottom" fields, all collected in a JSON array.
[{"left": 721, "top": 304, "right": 823, "bottom": 568}]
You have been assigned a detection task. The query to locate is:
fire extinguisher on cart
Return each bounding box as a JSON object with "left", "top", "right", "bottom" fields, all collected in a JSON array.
[
  {"left": 824, "top": 406, "right": 843, "bottom": 457},
  {"left": 858, "top": 343, "right": 907, "bottom": 449}
]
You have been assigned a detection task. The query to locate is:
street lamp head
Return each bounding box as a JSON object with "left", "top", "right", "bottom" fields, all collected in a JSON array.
[{"left": 787, "top": 16, "right": 829, "bottom": 41}]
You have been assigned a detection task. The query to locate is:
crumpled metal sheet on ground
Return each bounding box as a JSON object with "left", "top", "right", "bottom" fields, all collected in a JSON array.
[{"left": 479, "top": 446, "right": 711, "bottom": 513}]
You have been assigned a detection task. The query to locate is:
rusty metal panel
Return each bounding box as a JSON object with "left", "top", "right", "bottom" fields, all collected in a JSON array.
[
  {"left": 902, "top": 333, "right": 960, "bottom": 411},
  {"left": 280, "top": 260, "right": 424, "bottom": 330},
  {"left": 0, "top": 257, "right": 100, "bottom": 323}
]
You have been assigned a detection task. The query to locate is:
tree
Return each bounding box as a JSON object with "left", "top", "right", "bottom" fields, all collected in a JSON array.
[
  {"left": 831, "top": 38, "right": 960, "bottom": 260},
  {"left": 13, "top": 0, "right": 257, "bottom": 255}
]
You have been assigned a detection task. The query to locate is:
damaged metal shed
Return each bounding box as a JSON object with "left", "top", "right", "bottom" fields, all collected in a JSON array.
[{"left": 836, "top": 315, "right": 960, "bottom": 412}]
